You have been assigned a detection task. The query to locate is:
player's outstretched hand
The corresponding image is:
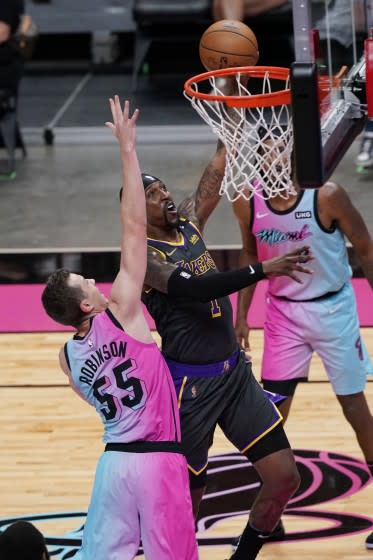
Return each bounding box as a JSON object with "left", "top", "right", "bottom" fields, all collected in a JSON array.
[
  {"left": 262, "top": 245, "right": 314, "bottom": 283},
  {"left": 105, "top": 96, "right": 139, "bottom": 153}
]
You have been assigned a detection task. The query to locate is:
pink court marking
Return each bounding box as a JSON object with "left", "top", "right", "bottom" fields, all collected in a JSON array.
[{"left": 0, "top": 278, "right": 372, "bottom": 332}]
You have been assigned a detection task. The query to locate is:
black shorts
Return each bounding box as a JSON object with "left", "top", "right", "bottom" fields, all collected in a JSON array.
[{"left": 177, "top": 352, "right": 283, "bottom": 485}]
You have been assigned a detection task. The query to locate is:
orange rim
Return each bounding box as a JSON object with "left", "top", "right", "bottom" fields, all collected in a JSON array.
[{"left": 184, "top": 66, "right": 291, "bottom": 108}]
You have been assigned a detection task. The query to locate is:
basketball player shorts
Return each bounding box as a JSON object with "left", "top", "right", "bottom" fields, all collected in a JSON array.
[
  {"left": 170, "top": 351, "right": 285, "bottom": 487},
  {"left": 73, "top": 445, "right": 198, "bottom": 560},
  {"left": 261, "top": 282, "right": 373, "bottom": 395}
]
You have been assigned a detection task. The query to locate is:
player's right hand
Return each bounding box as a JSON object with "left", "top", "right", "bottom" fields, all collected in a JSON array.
[{"left": 235, "top": 318, "right": 251, "bottom": 360}]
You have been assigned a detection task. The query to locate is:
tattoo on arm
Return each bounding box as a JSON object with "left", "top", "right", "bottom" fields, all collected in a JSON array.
[
  {"left": 178, "top": 194, "right": 198, "bottom": 223},
  {"left": 144, "top": 248, "right": 177, "bottom": 293},
  {"left": 177, "top": 142, "right": 225, "bottom": 226}
]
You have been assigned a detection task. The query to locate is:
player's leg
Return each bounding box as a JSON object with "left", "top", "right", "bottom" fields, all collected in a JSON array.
[
  {"left": 241, "top": 436, "right": 300, "bottom": 557},
  {"left": 313, "top": 283, "right": 373, "bottom": 466},
  {"left": 190, "top": 479, "right": 207, "bottom": 520},
  {"left": 76, "top": 452, "right": 140, "bottom": 560},
  {"left": 355, "top": 118, "right": 373, "bottom": 169},
  {"left": 177, "top": 374, "right": 227, "bottom": 518},
  {"left": 337, "top": 391, "right": 373, "bottom": 462},
  {"left": 138, "top": 452, "right": 198, "bottom": 560},
  {"left": 261, "top": 295, "right": 313, "bottom": 422},
  {"left": 219, "top": 354, "right": 300, "bottom": 559},
  {"left": 261, "top": 381, "right": 297, "bottom": 422}
]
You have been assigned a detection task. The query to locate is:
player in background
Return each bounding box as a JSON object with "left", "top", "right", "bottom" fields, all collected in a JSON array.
[
  {"left": 41, "top": 97, "right": 198, "bottom": 560},
  {"left": 233, "top": 138, "right": 373, "bottom": 549}
]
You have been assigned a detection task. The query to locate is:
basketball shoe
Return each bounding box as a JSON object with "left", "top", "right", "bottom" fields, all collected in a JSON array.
[
  {"left": 355, "top": 137, "right": 373, "bottom": 168},
  {"left": 230, "top": 520, "right": 285, "bottom": 553},
  {"left": 366, "top": 531, "right": 373, "bottom": 549}
]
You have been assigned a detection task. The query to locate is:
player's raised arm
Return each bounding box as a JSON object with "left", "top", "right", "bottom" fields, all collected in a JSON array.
[
  {"left": 177, "top": 139, "right": 226, "bottom": 232},
  {"left": 105, "top": 97, "right": 151, "bottom": 339}
]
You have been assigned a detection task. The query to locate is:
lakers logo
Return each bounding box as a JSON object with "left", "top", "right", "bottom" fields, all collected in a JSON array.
[
  {"left": 189, "top": 234, "right": 199, "bottom": 245},
  {"left": 222, "top": 360, "right": 230, "bottom": 373}
]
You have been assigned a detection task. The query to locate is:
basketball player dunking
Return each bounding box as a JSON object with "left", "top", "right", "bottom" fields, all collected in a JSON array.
[
  {"left": 140, "top": 124, "right": 315, "bottom": 558},
  {"left": 233, "top": 141, "right": 373, "bottom": 550},
  {"left": 41, "top": 98, "right": 198, "bottom": 560}
]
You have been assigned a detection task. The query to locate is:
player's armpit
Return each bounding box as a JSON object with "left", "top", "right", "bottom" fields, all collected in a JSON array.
[
  {"left": 145, "top": 247, "right": 178, "bottom": 293},
  {"left": 59, "top": 347, "right": 70, "bottom": 375}
]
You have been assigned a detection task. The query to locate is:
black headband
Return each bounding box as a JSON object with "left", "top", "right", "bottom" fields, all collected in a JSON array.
[
  {"left": 141, "top": 173, "right": 161, "bottom": 190},
  {"left": 119, "top": 173, "right": 161, "bottom": 201}
]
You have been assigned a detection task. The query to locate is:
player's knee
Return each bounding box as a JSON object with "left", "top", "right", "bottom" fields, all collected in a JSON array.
[
  {"left": 282, "top": 462, "right": 301, "bottom": 497},
  {"left": 272, "top": 454, "right": 300, "bottom": 496},
  {"left": 338, "top": 392, "right": 367, "bottom": 420},
  {"left": 261, "top": 461, "right": 300, "bottom": 505}
]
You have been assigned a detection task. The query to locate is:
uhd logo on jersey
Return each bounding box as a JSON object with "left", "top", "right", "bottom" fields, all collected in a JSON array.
[
  {"left": 189, "top": 234, "right": 199, "bottom": 245},
  {"left": 295, "top": 211, "right": 312, "bottom": 219}
]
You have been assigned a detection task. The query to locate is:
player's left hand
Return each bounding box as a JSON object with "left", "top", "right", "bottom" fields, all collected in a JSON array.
[
  {"left": 262, "top": 245, "right": 314, "bottom": 283},
  {"left": 105, "top": 96, "right": 139, "bottom": 153}
]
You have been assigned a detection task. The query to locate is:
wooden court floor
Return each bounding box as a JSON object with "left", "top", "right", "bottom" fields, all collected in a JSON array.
[{"left": 1, "top": 330, "right": 373, "bottom": 559}]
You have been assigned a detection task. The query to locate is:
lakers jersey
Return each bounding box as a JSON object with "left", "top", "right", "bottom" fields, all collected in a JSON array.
[
  {"left": 251, "top": 188, "right": 351, "bottom": 300},
  {"left": 143, "top": 217, "right": 237, "bottom": 363},
  {"left": 65, "top": 309, "right": 180, "bottom": 444}
]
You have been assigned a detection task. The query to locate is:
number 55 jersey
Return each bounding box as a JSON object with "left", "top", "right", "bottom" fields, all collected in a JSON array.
[{"left": 64, "top": 308, "right": 181, "bottom": 444}]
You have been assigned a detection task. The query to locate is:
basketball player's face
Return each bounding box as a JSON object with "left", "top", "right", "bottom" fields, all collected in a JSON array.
[
  {"left": 68, "top": 274, "right": 108, "bottom": 308},
  {"left": 261, "top": 139, "right": 288, "bottom": 184},
  {"left": 145, "top": 181, "right": 179, "bottom": 229}
]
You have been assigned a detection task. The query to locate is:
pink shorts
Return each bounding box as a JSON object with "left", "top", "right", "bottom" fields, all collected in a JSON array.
[
  {"left": 261, "top": 283, "right": 373, "bottom": 395},
  {"left": 74, "top": 450, "right": 198, "bottom": 560}
]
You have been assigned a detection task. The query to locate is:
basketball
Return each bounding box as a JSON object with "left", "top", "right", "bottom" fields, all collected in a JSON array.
[{"left": 199, "top": 20, "right": 259, "bottom": 72}]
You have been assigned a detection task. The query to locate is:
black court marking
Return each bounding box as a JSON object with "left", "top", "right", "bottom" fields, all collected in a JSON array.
[{"left": 1, "top": 449, "right": 372, "bottom": 558}]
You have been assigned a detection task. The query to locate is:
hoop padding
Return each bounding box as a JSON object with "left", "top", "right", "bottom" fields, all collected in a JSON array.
[{"left": 184, "top": 66, "right": 296, "bottom": 201}]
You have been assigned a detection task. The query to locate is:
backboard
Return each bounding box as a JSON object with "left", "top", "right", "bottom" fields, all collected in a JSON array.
[{"left": 290, "top": 0, "right": 373, "bottom": 187}]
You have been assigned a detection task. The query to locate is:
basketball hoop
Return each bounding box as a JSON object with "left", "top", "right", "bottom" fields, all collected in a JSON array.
[{"left": 184, "top": 66, "right": 296, "bottom": 201}]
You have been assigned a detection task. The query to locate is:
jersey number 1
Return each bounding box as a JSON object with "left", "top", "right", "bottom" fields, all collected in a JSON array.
[{"left": 211, "top": 299, "right": 222, "bottom": 318}]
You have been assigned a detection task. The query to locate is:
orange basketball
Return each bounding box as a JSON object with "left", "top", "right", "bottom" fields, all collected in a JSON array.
[{"left": 199, "top": 20, "right": 259, "bottom": 71}]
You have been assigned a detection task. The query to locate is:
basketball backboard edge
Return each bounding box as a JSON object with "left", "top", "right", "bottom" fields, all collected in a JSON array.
[{"left": 290, "top": 0, "right": 373, "bottom": 188}]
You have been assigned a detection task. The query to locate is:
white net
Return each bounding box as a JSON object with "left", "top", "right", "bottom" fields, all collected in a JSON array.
[{"left": 184, "top": 70, "right": 297, "bottom": 201}]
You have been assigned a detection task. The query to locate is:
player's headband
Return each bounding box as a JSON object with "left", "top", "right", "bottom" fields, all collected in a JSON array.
[
  {"left": 119, "top": 173, "right": 162, "bottom": 201},
  {"left": 141, "top": 173, "right": 161, "bottom": 190}
]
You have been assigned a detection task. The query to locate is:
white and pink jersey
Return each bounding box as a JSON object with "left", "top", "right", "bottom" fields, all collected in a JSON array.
[
  {"left": 64, "top": 309, "right": 180, "bottom": 444},
  {"left": 251, "top": 187, "right": 351, "bottom": 300}
]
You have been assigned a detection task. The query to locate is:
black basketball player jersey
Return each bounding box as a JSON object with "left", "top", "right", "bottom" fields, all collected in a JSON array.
[{"left": 142, "top": 217, "right": 238, "bottom": 364}]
